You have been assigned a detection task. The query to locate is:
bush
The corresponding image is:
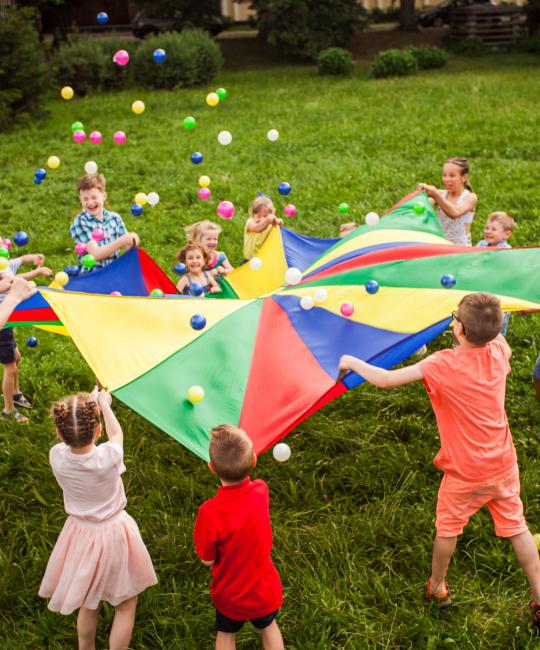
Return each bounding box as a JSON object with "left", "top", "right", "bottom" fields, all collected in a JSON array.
[
  {"left": 369, "top": 49, "right": 418, "bottom": 78},
  {"left": 407, "top": 46, "right": 448, "bottom": 70},
  {"left": 448, "top": 37, "right": 487, "bottom": 56},
  {"left": 317, "top": 47, "right": 355, "bottom": 76},
  {"left": 133, "top": 30, "right": 223, "bottom": 89},
  {"left": 512, "top": 32, "right": 540, "bottom": 53},
  {"left": 0, "top": 7, "right": 49, "bottom": 131}
]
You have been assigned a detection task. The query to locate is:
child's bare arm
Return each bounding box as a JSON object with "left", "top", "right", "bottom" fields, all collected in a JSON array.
[
  {"left": 208, "top": 275, "right": 221, "bottom": 293},
  {"left": 246, "top": 216, "right": 274, "bottom": 233},
  {"left": 419, "top": 185, "right": 477, "bottom": 219},
  {"left": 176, "top": 276, "right": 188, "bottom": 293},
  {"left": 17, "top": 253, "right": 45, "bottom": 267},
  {"left": 19, "top": 267, "right": 52, "bottom": 280},
  {"left": 97, "top": 390, "right": 123, "bottom": 447},
  {"left": 200, "top": 559, "right": 214, "bottom": 567},
  {"left": 495, "top": 333, "right": 512, "bottom": 359},
  {"left": 85, "top": 233, "right": 139, "bottom": 261},
  {"left": 339, "top": 355, "right": 423, "bottom": 388},
  {"left": 220, "top": 258, "right": 234, "bottom": 273}
]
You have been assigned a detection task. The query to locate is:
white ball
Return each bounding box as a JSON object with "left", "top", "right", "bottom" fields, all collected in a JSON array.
[
  {"left": 365, "top": 211, "right": 380, "bottom": 226},
  {"left": 273, "top": 442, "right": 291, "bottom": 462},
  {"left": 218, "top": 130, "right": 232, "bottom": 146},
  {"left": 147, "top": 191, "right": 160, "bottom": 206},
  {"left": 249, "top": 257, "right": 262, "bottom": 270},
  {"left": 300, "top": 295, "right": 314, "bottom": 310},
  {"left": 267, "top": 129, "right": 279, "bottom": 142},
  {"left": 84, "top": 160, "right": 98, "bottom": 174},
  {"left": 313, "top": 288, "right": 328, "bottom": 304},
  {"left": 285, "top": 267, "right": 302, "bottom": 285}
]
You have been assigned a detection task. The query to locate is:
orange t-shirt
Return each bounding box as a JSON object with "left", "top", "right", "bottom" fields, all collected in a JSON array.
[{"left": 419, "top": 339, "right": 516, "bottom": 481}]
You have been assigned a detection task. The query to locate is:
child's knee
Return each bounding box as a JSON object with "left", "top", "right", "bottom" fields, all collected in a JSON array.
[{"left": 3, "top": 361, "right": 18, "bottom": 376}]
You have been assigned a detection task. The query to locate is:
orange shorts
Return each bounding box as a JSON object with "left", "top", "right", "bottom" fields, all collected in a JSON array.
[{"left": 436, "top": 464, "right": 528, "bottom": 538}]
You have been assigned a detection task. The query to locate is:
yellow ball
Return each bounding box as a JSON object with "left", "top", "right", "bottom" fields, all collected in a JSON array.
[
  {"left": 132, "top": 100, "right": 145, "bottom": 115},
  {"left": 198, "top": 175, "right": 211, "bottom": 188},
  {"left": 47, "top": 155, "right": 60, "bottom": 169},
  {"left": 534, "top": 533, "right": 540, "bottom": 550},
  {"left": 134, "top": 192, "right": 148, "bottom": 206},
  {"left": 61, "top": 86, "right": 74, "bottom": 100},
  {"left": 187, "top": 385, "right": 205, "bottom": 404},
  {"left": 206, "top": 92, "right": 219, "bottom": 107},
  {"left": 0, "top": 258, "right": 8, "bottom": 270},
  {"left": 55, "top": 271, "right": 69, "bottom": 287},
  {"left": 28, "top": 280, "right": 36, "bottom": 289}
]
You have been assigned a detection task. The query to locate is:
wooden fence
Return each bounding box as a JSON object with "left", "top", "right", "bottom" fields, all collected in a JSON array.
[{"left": 449, "top": 5, "right": 524, "bottom": 48}]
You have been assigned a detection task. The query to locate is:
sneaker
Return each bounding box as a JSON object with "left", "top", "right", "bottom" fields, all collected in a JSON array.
[
  {"left": 530, "top": 601, "right": 540, "bottom": 631},
  {"left": 1, "top": 408, "right": 29, "bottom": 424},
  {"left": 13, "top": 393, "right": 32, "bottom": 409},
  {"left": 425, "top": 578, "right": 452, "bottom": 609}
]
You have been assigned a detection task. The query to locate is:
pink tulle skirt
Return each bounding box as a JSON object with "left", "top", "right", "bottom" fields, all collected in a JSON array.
[{"left": 39, "top": 510, "right": 157, "bottom": 615}]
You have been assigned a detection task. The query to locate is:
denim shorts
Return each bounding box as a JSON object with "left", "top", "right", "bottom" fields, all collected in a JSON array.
[{"left": 215, "top": 608, "right": 278, "bottom": 633}]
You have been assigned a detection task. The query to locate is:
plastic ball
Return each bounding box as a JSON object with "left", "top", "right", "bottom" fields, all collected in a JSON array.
[
  {"left": 183, "top": 116, "right": 196, "bottom": 129},
  {"left": 300, "top": 295, "right": 315, "bottom": 310},
  {"left": 189, "top": 282, "right": 204, "bottom": 297},
  {"left": 26, "top": 336, "right": 38, "bottom": 348},
  {"left": 55, "top": 271, "right": 69, "bottom": 286},
  {"left": 113, "top": 49, "right": 130, "bottom": 66},
  {"left": 215, "top": 87, "right": 227, "bottom": 100},
  {"left": 218, "top": 130, "right": 232, "bottom": 146},
  {"left": 71, "top": 121, "right": 84, "bottom": 133},
  {"left": 249, "top": 257, "right": 262, "bottom": 271},
  {"left": 278, "top": 181, "right": 292, "bottom": 196},
  {"left": 61, "top": 86, "right": 74, "bottom": 100},
  {"left": 216, "top": 200, "right": 235, "bottom": 220},
  {"left": 110, "top": 291, "right": 122, "bottom": 296},
  {"left": 92, "top": 228, "right": 105, "bottom": 242},
  {"left": 273, "top": 442, "right": 291, "bottom": 462},
  {"left": 150, "top": 288, "right": 164, "bottom": 297},
  {"left": 33, "top": 177, "right": 42, "bottom": 186},
  {"left": 267, "top": 129, "right": 279, "bottom": 142},
  {"left": 153, "top": 48, "right": 166, "bottom": 64},
  {"left": 132, "top": 100, "right": 145, "bottom": 115},
  {"left": 0, "top": 247, "right": 9, "bottom": 259},
  {"left": 187, "top": 385, "right": 205, "bottom": 403},
  {"left": 441, "top": 274, "right": 456, "bottom": 289},
  {"left": 47, "top": 156, "right": 60, "bottom": 169},
  {"left": 64, "top": 265, "right": 80, "bottom": 277},
  {"left": 97, "top": 11, "right": 109, "bottom": 24},
  {"left": 191, "top": 151, "right": 203, "bottom": 165},
  {"left": 81, "top": 254, "right": 96, "bottom": 270},
  {"left": 365, "top": 212, "right": 380, "bottom": 226},
  {"left": 173, "top": 262, "right": 187, "bottom": 275},
  {"left": 74, "top": 242, "right": 87, "bottom": 255},
  {"left": 198, "top": 187, "right": 211, "bottom": 200},
  {"left": 147, "top": 192, "right": 160, "bottom": 207},
  {"left": 113, "top": 130, "right": 126, "bottom": 145},
  {"left": 285, "top": 267, "right": 302, "bottom": 285},
  {"left": 84, "top": 161, "right": 98, "bottom": 174},
  {"left": 190, "top": 314, "right": 206, "bottom": 330},
  {"left": 338, "top": 202, "right": 350, "bottom": 214},
  {"left": 0, "top": 258, "right": 8, "bottom": 271},
  {"left": 313, "top": 288, "right": 328, "bottom": 304},
  {"left": 89, "top": 130, "right": 102, "bottom": 144},
  {"left": 206, "top": 92, "right": 219, "bottom": 107},
  {"left": 284, "top": 204, "right": 296, "bottom": 218},
  {"left": 199, "top": 175, "right": 210, "bottom": 187},
  {"left": 72, "top": 130, "right": 86, "bottom": 143},
  {"left": 365, "top": 280, "right": 379, "bottom": 294},
  {"left": 134, "top": 192, "right": 147, "bottom": 206},
  {"left": 413, "top": 202, "right": 426, "bottom": 215},
  {"left": 2, "top": 239, "right": 12, "bottom": 250},
  {"left": 13, "top": 231, "right": 29, "bottom": 247},
  {"left": 130, "top": 203, "right": 144, "bottom": 217},
  {"left": 340, "top": 302, "right": 355, "bottom": 317}
]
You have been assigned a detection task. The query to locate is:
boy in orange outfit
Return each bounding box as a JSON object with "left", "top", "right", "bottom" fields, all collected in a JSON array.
[{"left": 339, "top": 293, "right": 540, "bottom": 628}]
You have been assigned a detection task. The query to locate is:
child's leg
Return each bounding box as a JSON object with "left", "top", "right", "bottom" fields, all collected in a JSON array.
[
  {"left": 534, "top": 377, "right": 540, "bottom": 403},
  {"left": 260, "top": 620, "right": 285, "bottom": 650},
  {"left": 109, "top": 595, "right": 137, "bottom": 650},
  {"left": 430, "top": 535, "right": 458, "bottom": 593},
  {"left": 77, "top": 605, "right": 100, "bottom": 650},
  {"left": 12, "top": 347, "right": 20, "bottom": 395},
  {"left": 2, "top": 361, "right": 17, "bottom": 412},
  {"left": 510, "top": 531, "right": 540, "bottom": 602},
  {"left": 216, "top": 632, "right": 236, "bottom": 650}
]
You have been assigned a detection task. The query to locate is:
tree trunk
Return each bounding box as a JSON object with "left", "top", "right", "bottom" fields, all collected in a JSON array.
[{"left": 399, "top": 0, "right": 418, "bottom": 31}]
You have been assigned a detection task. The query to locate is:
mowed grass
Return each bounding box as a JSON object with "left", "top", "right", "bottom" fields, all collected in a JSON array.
[{"left": 1, "top": 53, "right": 540, "bottom": 648}]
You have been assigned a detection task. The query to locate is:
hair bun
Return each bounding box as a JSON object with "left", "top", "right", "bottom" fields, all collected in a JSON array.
[{"left": 52, "top": 401, "right": 70, "bottom": 424}]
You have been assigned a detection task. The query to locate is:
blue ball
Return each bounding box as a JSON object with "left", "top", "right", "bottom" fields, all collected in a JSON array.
[
  {"left": 217, "top": 252, "right": 226, "bottom": 265},
  {"left": 153, "top": 48, "right": 166, "bottom": 64},
  {"left": 441, "top": 273, "right": 456, "bottom": 288},
  {"left": 35, "top": 168, "right": 47, "bottom": 181},
  {"left": 33, "top": 177, "right": 42, "bottom": 185},
  {"left": 278, "top": 181, "right": 291, "bottom": 196},
  {"left": 173, "top": 262, "right": 187, "bottom": 275},
  {"left": 191, "top": 151, "right": 203, "bottom": 165},
  {"left": 365, "top": 280, "right": 379, "bottom": 294},
  {"left": 64, "top": 265, "right": 80, "bottom": 278},
  {"left": 13, "top": 231, "right": 29, "bottom": 247},
  {"left": 97, "top": 11, "right": 109, "bottom": 24},
  {"left": 190, "top": 313, "right": 206, "bottom": 330},
  {"left": 189, "top": 282, "right": 204, "bottom": 297},
  {"left": 26, "top": 336, "right": 38, "bottom": 348},
  {"left": 131, "top": 203, "right": 144, "bottom": 217}
]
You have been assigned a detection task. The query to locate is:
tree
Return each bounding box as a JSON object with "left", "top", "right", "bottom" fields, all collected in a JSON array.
[{"left": 399, "top": 0, "right": 418, "bottom": 31}]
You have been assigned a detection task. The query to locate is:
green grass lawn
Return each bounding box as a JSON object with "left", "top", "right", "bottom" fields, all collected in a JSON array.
[{"left": 1, "top": 53, "right": 540, "bottom": 648}]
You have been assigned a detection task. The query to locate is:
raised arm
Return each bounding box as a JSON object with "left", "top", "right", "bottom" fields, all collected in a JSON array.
[
  {"left": 418, "top": 185, "right": 477, "bottom": 219},
  {"left": 339, "top": 355, "right": 423, "bottom": 388},
  {"left": 246, "top": 216, "right": 275, "bottom": 233},
  {"left": 97, "top": 389, "right": 123, "bottom": 447}
]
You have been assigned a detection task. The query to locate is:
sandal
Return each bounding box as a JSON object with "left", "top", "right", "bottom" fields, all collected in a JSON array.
[
  {"left": 1, "top": 408, "right": 29, "bottom": 424},
  {"left": 425, "top": 578, "right": 452, "bottom": 609},
  {"left": 530, "top": 601, "right": 540, "bottom": 630},
  {"left": 13, "top": 393, "right": 32, "bottom": 409}
]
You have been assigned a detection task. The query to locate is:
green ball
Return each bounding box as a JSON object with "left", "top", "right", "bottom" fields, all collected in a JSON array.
[
  {"left": 413, "top": 203, "right": 426, "bottom": 215},
  {"left": 338, "top": 202, "right": 350, "bottom": 214},
  {"left": 81, "top": 254, "right": 96, "bottom": 269},
  {"left": 71, "top": 121, "right": 84, "bottom": 133},
  {"left": 0, "top": 247, "right": 9, "bottom": 259},
  {"left": 183, "top": 116, "right": 196, "bottom": 130},
  {"left": 150, "top": 288, "right": 164, "bottom": 297},
  {"left": 215, "top": 87, "right": 227, "bottom": 101}
]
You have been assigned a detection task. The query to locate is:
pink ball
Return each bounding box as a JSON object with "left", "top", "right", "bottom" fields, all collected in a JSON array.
[
  {"left": 113, "top": 49, "right": 130, "bottom": 66},
  {"left": 110, "top": 291, "right": 122, "bottom": 296},
  {"left": 2, "top": 238, "right": 12, "bottom": 250},
  {"left": 72, "top": 129, "right": 86, "bottom": 143},
  {"left": 74, "top": 242, "right": 87, "bottom": 255},
  {"left": 89, "top": 130, "right": 102, "bottom": 144},
  {"left": 92, "top": 228, "right": 105, "bottom": 242},
  {"left": 284, "top": 204, "right": 297, "bottom": 217},
  {"left": 198, "top": 187, "right": 211, "bottom": 200},
  {"left": 216, "top": 200, "right": 235, "bottom": 220},
  {"left": 113, "top": 130, "right": 126, "bottom": 145},
  {"left": 340, "top": 302, "right": 355, "bottom": 317}
]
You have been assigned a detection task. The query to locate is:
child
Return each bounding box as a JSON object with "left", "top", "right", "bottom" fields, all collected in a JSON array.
[
  {"left": 418, "top": 157, "right": 478, "bottom": 246},
  {"left": 176, "top": 243, "right": 221, "bottom": 296},
  {"left": 1, "top": 253, "right": 52, "bottom": 423},
  {"left": 339, "top": 293, "right": 540, "bottom": 628},
  {"left": 0, "top": 276, "right": 36, "bottom": 329},
  {"left": 339, "top": 222, "right": 359, "bottom": 238},
  {"left": 194, "top": 425, "right": 284, "bottom": 650},
  {"left": 39, "top": 389, "right": 157, "bottom": 649},
  {"left": 244, "top": 197, "right": 283, "bottom": 261},
  {"left": 184, "top": 220, "right": 233, "bottom": 275},
  {"left": 534, "top": 354, "right": 540, "bottom": 403},
  {"left": 70, "top": 173, "right": 140, "bottom": 273},
  {"left": 475, "top": 211, "right": 515, "bottom": 249}
]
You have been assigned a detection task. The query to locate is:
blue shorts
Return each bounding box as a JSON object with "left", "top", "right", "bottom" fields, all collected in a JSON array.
[
  {"left": 0, "top": 328, "right": 17, "bottom": 365},
  {"left": 533, "top": 354, "right": 540, "bottom": 380},
  {"left": 215, "top": 608, "right": 278, "bottom": 634}
]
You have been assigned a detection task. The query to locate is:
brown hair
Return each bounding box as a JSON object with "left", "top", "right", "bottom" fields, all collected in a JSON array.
[
  {"left": 488, "top": 211, "right": 515, "bottom": 233},
  {"left": 52, "top": 392, "right": 100, "bottom": 448},
  {"left": 457, "top": 293, "right": 503, "bottom": 346},
  {"left": 249, "top": 196, "right": 275, "bottom": 219},
  {"left": 76, "top": 173, "right": 106, "bottom": 194},
  {"left": 184, "top": 220, "right": 222, "bottom": 244},
  {"left": 209, "top": 424, "right": 253, "bottom": 483},
  {"left": 445, "top": 157, "right": 472, "bottom": 192},
  {"left": 176, "top": 242, "right": 211, "bottom": 265}
]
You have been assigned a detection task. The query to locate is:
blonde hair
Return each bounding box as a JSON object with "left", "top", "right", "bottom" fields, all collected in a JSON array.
[
  {"left": 184, "top": 220, "right": 222, "bottom": 244},
  {"left": 209, "top": 424, "right": 253, "bottom": 483},
  {"left": 176, "top": 242, "right": 211, "bottom": 266},
  {"left": 249, "top": 196, "right": 275, "bottom": 219},
  {"left": 51, "top": 392, "right": 100, "bottom": 448},
  {"left": 76, "top": 173, "right": 106, "bottom": 194},
  {"left": 488, "top": 211, "right": 515, "bottom": 233},
  {"left": 457, "top": 293, "right": 503, "bottom": 346},
  {"left": 444, "top": 157, "right": 472, "bottom": 192}
]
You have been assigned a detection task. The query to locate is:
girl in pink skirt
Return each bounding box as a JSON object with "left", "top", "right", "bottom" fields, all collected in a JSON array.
[{"left": 39, "top": 389, "right": 157, "bottom": 650}]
